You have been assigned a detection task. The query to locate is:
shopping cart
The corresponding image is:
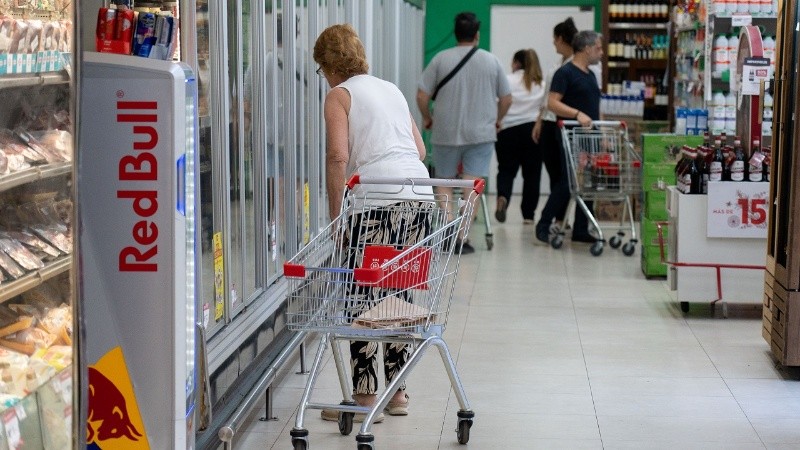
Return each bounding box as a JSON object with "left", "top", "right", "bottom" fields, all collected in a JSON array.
[
  {"left": 556, "top": 120, "right": 642, "bottom": 256},
  {"left": 285, "top": 175, "right": 481, "bottom": 450}
]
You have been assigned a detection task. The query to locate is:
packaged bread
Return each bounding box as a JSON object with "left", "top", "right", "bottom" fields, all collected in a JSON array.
[
  {"left": 0, "top": 347, "right": 29, "bottom": 368},
  {"left": 38, "top": 306, "right": 70, "bottom": 335},
  {"left": 0, "top": 316, "right": 34, "bottom": 339},
  {"left": 1, "top": 327, "right": 58, "bottom": 355},
  {"left": 31, "top": 345, "right": 71, "bottom": 371}
]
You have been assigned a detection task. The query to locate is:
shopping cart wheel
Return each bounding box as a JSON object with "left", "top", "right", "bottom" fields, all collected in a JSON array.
[
  {"left": 551, "top": 235, "right": 564, "bottom": 249},
  {"left": 609, "top": 233, "right": 623, "bottom": 249},
  {"left": 291, "top": 428, "right": 309, "bottom": 449},
  {"left": 486, "top": 235, "right": 494, "bottom": 250},
  {"left": 680, "top": 301, "right": 690, "bottom": 313},
  {"left": 590, "top": 242, "right": 603, "bottom": 256},
  {"left": 456, "top": 419, "right": 472, "bottom": 444},
  {"left": 622, "top": 242, "right": 636, "bottom": 256},
  {"left": 338, "top": 412, "right": 354, "bottom": 435},
  {"left": 356, "top": 433, "right": 375, "bottom": 449}
]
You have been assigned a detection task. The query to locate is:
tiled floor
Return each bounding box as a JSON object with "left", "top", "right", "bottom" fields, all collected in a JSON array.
[{"left": 231, "top": 198, "right": 800, "bottom": 449}]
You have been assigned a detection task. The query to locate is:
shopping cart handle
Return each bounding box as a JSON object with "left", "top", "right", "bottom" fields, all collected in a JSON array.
[
  {"left": 346, "top": 175, "right": 485, "bottom": 194},
  {"left": 354, "top": 266, "right": 383, "bottom": 284},
  {"left": 557, "top": 120, "right": 627, "bottom": 129},
  {"left": 284, "top": 263, "right": 306, "bottom": 278}
]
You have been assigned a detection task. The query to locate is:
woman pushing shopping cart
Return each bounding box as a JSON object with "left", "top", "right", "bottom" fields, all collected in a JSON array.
[
  {"left": 552, "top": 120, "right": 642, "bottom": 256},
  {"left": 285, "top": 175, "right": 480, "bottom": 449}
]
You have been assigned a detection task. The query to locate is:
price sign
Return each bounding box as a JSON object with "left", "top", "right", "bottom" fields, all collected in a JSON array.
[
  {"left": 741, "top": 57, "right": 770, "bottom": 95},
  {"left": 3, "top": 409, "right": 21, "bottom": 449},
  {"left": 731, "top": 14, "right": 753, "bottom": 27},
  {"left": 707, "top": 182, "right": 769, "bottom": 238}
]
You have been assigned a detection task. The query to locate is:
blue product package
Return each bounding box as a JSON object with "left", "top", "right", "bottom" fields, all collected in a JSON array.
[{"left": 132, "top": 12, "right": 157, "bottom": 57}]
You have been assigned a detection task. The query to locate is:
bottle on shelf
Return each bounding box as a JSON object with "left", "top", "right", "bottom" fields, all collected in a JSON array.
[
  {"left": 725, "top": 91, "right": 737, "bottom": 134},
  {"left": 763, "top": 146, "right": 771, "bottom": 182},
  {"left": 695, "top": 146, "right": 709, "bottom": 193},
  {"left": 762, "top": 34, "right": 776, "bottom": 75},
  {"left": 710, "top": 138, "right": 725, "bottom": 182},
  {"left": 736, "top": 0, "right": 749, "bottom": 13},
  {"left": 714, "top": 34, "right": 730, "bottom": 77},
  {"left": 711, "top": 91, "right": 727, "bottom": 135},
  {"left": 675, "top": 146, "right": 691, "bottom": 192},
  {"left": 728, "top": 31, "right": 739, "bottom": 68},
  {"left": 748, "top": 139, "right": 764, "bottom": 182},
  {"left": 687, "top": 149, "right": 702, "bottom": 194},
  {"left": 731, "top": 137, "right": 746, "bottom": 181}
]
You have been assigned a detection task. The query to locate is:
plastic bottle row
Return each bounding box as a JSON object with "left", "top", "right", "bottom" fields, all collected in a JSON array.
[
  {"left": 710, "top": 0, "right": 777, "bottom": 17},
  {"left": 601, "top": 94, "right": 645, "bottom": 118},
  {"left": 713, "top": 32, "right": 775, "bottom": 78}
]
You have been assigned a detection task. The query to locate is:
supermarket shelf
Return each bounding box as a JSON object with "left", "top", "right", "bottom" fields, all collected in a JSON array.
[
  {"left": 608, "top": 61, "right": 630, "bottom": 68},
  {"left": 0, "top": 255, "right": 71, "bottom": 304},
  {"left": 0, "top": 162, "right": 72, "bottom": 192},
  {"left": 0, "top": 71, "right": 70, "bottom": 90},
  {"left": 609, "top": 22, "right": 669, "bottom": 30}
]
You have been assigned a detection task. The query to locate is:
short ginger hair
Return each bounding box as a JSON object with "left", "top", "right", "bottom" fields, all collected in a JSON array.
[{"left": 313, "top": 24, "right": 369, "bottom": 78}]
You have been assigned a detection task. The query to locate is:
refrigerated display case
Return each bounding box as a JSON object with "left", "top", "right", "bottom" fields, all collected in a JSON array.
[
  {"left": 0, "top": 1, "right": 76, "bottom": 448},
  {"left": 79, "top": 52, "right": 199, "bottom": 449}
]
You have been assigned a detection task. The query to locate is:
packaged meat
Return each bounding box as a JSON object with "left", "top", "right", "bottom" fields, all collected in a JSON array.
[
  {"left": 0, "top": 238, "right": 44, "bottom": 271},
  {"left": 3, "top": 230, "right": 61, "bottom": 259},
  {"left": 24, "top": 20, "right": 42, "bottom": 54},
  {"left": 8, "top": 19, "right": 27, "bottom": 55},
  {"left": 0, "top": 18, "right": 13, "bottom": 54},
  {"left": 5, "top": 153, "right": 28, "bottom": 172},
  {"left": 14, "top": 129, "right": 65, "bottom": 164},
  {"left": 31, "top": 226, "right": 71, "bottom": 254},
  {"left": 28, "top": 130, "right": 72, "bottom": 162},
  {"left": 0, "top": 249, "right": 25, "bottom": 279},
  {"left": 0, "top": 130, "right": 46, "bottom": 164},
  {"left": 0, "top": 149, "right": 7, "bottom": 174}
]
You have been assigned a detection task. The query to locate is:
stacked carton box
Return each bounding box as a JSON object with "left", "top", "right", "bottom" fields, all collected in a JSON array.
[{"left": 640, "top": 134, "right": 704, "bottom": 277}]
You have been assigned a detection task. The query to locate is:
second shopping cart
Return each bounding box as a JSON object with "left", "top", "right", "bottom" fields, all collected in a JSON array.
[{"left": 554, "top": 120, "right": 642, "bottom": 256}]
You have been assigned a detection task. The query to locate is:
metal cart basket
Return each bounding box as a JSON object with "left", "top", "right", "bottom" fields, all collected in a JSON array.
[
  {"left": 556, "top": 120, "right": 642, "bottom": 256},
  {"left": 285, "top": 175, "right": 481, "bottom": 450}
]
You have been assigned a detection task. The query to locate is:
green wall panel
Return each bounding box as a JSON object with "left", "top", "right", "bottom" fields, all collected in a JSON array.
[{"left": 423, "top": 0, "right": 602, "bottom": 64}]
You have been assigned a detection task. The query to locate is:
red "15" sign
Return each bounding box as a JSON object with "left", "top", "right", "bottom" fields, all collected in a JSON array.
[{"left": 738, "top": 198, "right": 767, "bottom": 226}]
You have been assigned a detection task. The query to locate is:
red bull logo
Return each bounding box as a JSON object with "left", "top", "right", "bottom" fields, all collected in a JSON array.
[{"left": 87, "top": 347, "right": 149, "bottom": 450}]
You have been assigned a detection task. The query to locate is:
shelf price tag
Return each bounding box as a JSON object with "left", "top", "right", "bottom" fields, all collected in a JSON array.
[
  {"left": 741, "top": 57, "right": 770, "bottom": 96},
  {"left": 707, "top": 182, "right": 769, "bottom": 238},
  {"left": 3, "top": 409, "right": 21, "bottom": 449},
  {"left": 731, "top": 14, "right": 753, "bottom": 27}
]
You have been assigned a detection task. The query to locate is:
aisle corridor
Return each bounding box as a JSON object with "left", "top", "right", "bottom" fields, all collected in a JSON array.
[{"left": 232, "top": 207, "right": 799, "bottom": 449}]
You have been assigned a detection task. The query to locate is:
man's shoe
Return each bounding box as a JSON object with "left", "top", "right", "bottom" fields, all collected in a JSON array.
[
  {"left": 494, "top": 197, "right": 508, "bottom": 223},
  {"left": 456, "top": 239, "right": 475, "bottom": 254},
  {"left": 535, "top": 230, "right": 550, "bottom": 246}
]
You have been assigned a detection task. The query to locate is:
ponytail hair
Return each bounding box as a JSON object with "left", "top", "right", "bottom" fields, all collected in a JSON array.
[
  {"left": 554, "top": 17, "right": 578, "bottom": 46},
  {"left": 513, "top": 49, "right": 543, "bottom": 92}
]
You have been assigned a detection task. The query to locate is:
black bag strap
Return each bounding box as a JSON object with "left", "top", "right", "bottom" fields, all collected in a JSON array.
[{"left": 431, "top": 46, "right": 478, "bottom": 101}]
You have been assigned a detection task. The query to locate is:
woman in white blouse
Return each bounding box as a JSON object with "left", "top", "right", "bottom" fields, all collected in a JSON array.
[{"left": 494, "top": 49, "right": 545, "bottom": 224}]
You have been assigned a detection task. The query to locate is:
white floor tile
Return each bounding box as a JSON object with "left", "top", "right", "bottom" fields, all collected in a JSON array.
[{"left": 227, "top": 196, "right": 800, "bottom": 449}]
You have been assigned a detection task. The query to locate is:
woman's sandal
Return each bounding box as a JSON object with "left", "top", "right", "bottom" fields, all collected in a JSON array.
[{"left": 384, "top": 393, "right": 409, "bottom": 416}]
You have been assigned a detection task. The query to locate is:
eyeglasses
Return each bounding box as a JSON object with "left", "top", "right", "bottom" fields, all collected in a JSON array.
[{"left": 315, "top": 67, "right": 324, "bottom": 76}]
